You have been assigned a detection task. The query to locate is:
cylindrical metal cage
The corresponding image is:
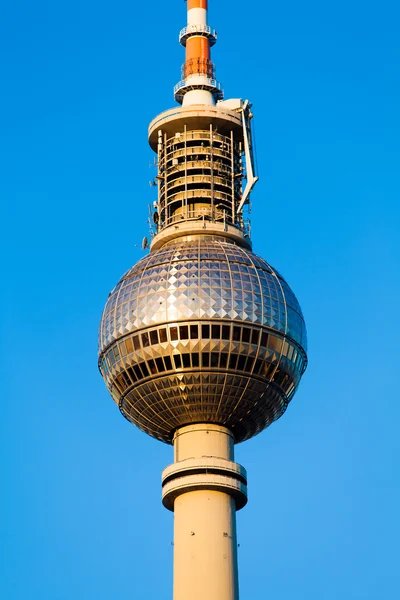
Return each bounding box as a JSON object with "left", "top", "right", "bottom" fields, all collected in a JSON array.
[{"left": 157, "top": 128, "right": 243, "bottom": 233}]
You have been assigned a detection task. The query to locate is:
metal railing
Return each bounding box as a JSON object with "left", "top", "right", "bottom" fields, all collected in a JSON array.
[{"left": 179, "top": 24, "right": 217, "bottom": 46}]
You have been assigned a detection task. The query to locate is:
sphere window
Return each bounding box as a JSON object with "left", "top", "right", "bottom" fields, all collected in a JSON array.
[
  {"left": 150, "top": 330, "right": 159, "bottom": 345},
  {"left": 202, "top": 324, "right": 210, "bottom": 338},
  {"left": 221, "top": 325, "right": 230, "bottom": 340},
  {"left": 180, "top": 325, "right": 189, "bottom": 340},
  {"left": 133, "top": 365, "right": 142, "bottom": 379},
  {"left": 229, "top": 354, "right": 238, "bottom": 369},
  {"left": 159, "top": 328, "right": 168, "bottom": 343},
  {"left": 142, "top": 332, "right": 150, "bottom": 348},
  {"left": 170, "top": 327, "right": 179, "bottom": 341},
  {"left": 237, "top": 355, "right": 246, "bottom": 371},
  {"left": 244, "top": 356, "right": 254, "bottom": 371},
  {"left": 233, "top": 326, "right": 240, "bottom": 341},
  {"left": 155, "top": 358, "right": 165, "bottom": 372},
  {"left": 210, "top": 353, "right": 219, "bottom": 367},
  {"left": 127, "top": 367, "right": 138, "bottom": 382},
  {"left": 220, "top": 353, "right": 228, "bottom": 368},
  {"left": 182, "top": 354, "right": 191, "bottom": 368},
  {"left": 202, "top": 353, "right": 210, "bottom": 367},
  {"left": 212, "top": 324, "right": 220, "bottom": 339},
  {"left": 140, "top": 362, "right": 150, "bottom": 377},
  {"left": 190, "top": 324, "right": 199, "bottom": 339},
  {"left": 242, "top": 328, "right": 251, "bottom": 343},
  {"left": 148, "top": 359, "right": 157, "bottom": 375}
]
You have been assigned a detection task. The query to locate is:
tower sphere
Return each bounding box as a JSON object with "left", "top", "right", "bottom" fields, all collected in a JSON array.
[{"left": 98, "top": 236, "right": 307, "bottom": 444}]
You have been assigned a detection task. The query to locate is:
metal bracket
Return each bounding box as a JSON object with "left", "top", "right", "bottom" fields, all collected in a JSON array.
[{"left": 237, "top": 100, "right": 258, "bottom": 214}]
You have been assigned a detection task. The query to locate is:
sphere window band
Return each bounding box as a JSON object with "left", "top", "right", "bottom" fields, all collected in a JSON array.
[
  {"left": 99, "top": 320, "right": 307, "bottom": 421},
  {"left": 101, "top": 321, "right": 306, "bottom": 371}
]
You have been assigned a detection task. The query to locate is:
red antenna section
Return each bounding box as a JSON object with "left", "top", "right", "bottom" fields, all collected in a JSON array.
[{"left": 175, "top": 0, "right": 223, "bottom": 105}]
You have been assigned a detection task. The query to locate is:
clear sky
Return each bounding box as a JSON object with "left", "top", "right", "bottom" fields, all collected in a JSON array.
[{"left": 1, "top": 0, "right": 399, "bottom": 598}]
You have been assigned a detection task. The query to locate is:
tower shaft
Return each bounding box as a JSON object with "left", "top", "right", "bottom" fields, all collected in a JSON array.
[{"left": 162, "top": 424, "right": 247, "bottom": 600}]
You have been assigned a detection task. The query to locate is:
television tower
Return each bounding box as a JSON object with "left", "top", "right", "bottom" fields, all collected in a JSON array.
[{"left": 98, "top": 1, "right": 308, "bottom": 599}]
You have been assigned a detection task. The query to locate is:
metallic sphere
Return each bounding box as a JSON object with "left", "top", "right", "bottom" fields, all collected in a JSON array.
[{"left": 98, "top": 236, "right": 307, "bottom": 443}]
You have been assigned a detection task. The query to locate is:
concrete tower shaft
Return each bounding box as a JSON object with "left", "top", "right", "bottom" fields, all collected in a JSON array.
[{"left": 163, "top": 424, "right": 245, "bottom": 600}]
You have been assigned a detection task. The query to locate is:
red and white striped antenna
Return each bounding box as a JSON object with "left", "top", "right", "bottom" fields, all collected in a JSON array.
[{"left": 174, "top": 0, "right": 223, "bottom": 105}]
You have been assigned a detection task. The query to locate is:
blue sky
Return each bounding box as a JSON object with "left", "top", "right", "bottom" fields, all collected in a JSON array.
[{"left": 1, "top": 0, "right": 399, "bottom": 598}]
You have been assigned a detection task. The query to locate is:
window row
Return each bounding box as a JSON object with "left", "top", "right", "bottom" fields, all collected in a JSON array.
[
  {"left": 110, "top": 351, "right": 295, "bottom": 398},
  {"left": 103, "top": 322, "right": 305, "bottom": 373}
]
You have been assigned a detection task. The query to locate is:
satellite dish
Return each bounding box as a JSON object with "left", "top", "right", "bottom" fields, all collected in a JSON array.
[{"left": 142, "top": 236, "right": 149, "bottom": 250}]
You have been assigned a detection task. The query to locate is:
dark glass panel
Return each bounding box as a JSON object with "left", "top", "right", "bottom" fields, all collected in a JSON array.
[
  {"left": 182, "top": 354, "right": 191, "bottom": 368},
  {"left": 159, "top": 328, "right": 168, "bottom": 343},
  {"left": 148, "top": 359, "right": 157, "bottom": 375},
  {"left": 133, "top": 335, "right": 141, "bottom": 350},
  {"left": 254, "top": 358, "right": 263, "bottom": 375},
  {"left": 237, "top": 355, "right": 246, "bottom": 371},
  {"left": 242, "top": 328, "right": 251, "bottom": 343},
  {"left": 202, "top": 324, "right": 210, "bottom": 338},
  {"left": 220, "top": 353, "right": 228, "bottom": 368},
  {"left": 251, "top": 329, "right": 259, "bottom": 345},
  {"left": 192, "top": 353, "right": 199, "bottom": 367},
  {"left": 173, "top": 354, "right": 182, "bottom": 369},
  {"left": 155, "top": 358, "right": 165, "bottom": 372},
  {"left": 164, "top": 355, "right": 172, "bottom": 370},
  {"left": 244, "top": 356, "right": 254, "bottom": 372},
  {"left": 229, "top": 354, "right": 238, "bottom": 369},
  {"left": 190, "top": 324, "right": 199, "bottom": 339},
  {"left": 133, "top": 364, "right": 142, "bottom": 379},
  {"left": 211, "top": 324, "right": 220, "bottom": 339},
  {"left": 125, "top": 338, "right": 133, "bottom": 353},
  {"left": 180, "top": 325, "right": 189, "bottom": 340},
  {"left": 150, "top": 330, "right": 159, "bottom": 345},
  {"left": 221, "top": 325, "right": 230, "bottom": 340},
  {"left": 170, "top": 326, "right": 178, "bottom": 341},
  {"left": 127, "top": 367, "right": 137, "bottom": 383},
  {"left": 210, "top": 353, "right": 219, "bottom": 367},
  {"left": 123, "top": 372, "right": 131, "bottom": 387},
  {"left": 141, "top": 332, "right": 150, "bottom": 347},
  {"left": 260, "top": 331, "right": 268, "bottom": 347},
  {"left": 233, "top": 326, "right": 241, "bottom": 341},
  {"left": 140, "top": 362, "right": 150, "bottom": 377},
  {"left": 202, "top": 353, "right": 210, "bottom": 367}
]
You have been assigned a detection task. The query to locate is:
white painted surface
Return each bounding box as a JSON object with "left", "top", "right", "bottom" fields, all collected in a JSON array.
[
  {"left": 182, "top": 89, "right": 215, "bottom": 106},
  {"left": 188, "top": 8, "right": 207, "bottom": 26}
]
